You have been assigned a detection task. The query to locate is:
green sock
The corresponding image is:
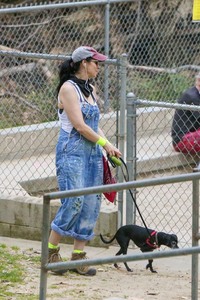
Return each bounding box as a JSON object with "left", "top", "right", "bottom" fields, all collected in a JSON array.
[
  {"left": 73, "top": 249, "right": 84, "bottom": 254},
  {"left": 48, "top": 242, "right": 58, "bottom": 249}
]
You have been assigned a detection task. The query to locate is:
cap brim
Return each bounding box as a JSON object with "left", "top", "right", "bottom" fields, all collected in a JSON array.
[{"left": 92, "top": 53, "right": 107, "bottom": 61}]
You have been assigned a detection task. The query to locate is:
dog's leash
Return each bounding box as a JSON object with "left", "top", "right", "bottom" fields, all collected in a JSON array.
[{"left": 108, "top": 155, "right": 152, "bottom": 238}]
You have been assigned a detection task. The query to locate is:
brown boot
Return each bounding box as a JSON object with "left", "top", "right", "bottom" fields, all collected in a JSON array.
[
  {"left": 48, "top": 247, "right": 62, "bottom": 263},
  {"left": 70, "top": 252, "right": 96, "bottom": 276},
  {"left": 48, "top": 247, "right": 66, "bottom": 275}
]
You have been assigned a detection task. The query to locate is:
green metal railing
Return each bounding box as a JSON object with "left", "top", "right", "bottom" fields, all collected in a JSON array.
[{"left": 40, "top": 172, "right": 200, "bottom": 300}]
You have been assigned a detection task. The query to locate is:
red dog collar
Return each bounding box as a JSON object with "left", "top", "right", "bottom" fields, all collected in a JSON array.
[{"left": 146, "top": 231, "right": 159, "bottom": 249}]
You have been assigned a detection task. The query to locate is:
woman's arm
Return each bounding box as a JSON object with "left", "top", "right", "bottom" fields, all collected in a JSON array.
[
  {"left": 59, "top": 82, "right": 121, "bottom": 157},
  {"left": 59, "top": 82, "right": 100, "bottom": 142}
]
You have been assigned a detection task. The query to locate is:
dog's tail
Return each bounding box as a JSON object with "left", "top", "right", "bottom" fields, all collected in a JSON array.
[{"left": 100, "top": 233, "right": 116, "bottom": 244}]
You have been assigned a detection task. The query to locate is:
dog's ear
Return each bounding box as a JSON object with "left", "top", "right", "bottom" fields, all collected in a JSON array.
[
  {"left": 171, "top": 234, "right": 178, "bottom": 242},
  {"left": 170, "top": 234, "right": 179, "bottom": 248}
]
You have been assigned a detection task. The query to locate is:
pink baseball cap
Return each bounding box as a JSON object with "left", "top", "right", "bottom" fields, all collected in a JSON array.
[{"left": 72, "top": 46, "right": 107, "bottom": 63}]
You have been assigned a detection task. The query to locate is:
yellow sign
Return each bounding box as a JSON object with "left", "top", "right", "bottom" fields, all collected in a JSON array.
[{"left": 193, "top": 0, "right": 200, "bottom": 21}]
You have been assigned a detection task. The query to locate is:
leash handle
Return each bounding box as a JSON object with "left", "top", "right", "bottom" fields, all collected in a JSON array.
[{"left": 107, "top": 155, "right": 122, "bottom": 167}]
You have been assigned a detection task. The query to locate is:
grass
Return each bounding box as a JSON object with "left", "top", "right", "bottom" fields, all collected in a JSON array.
[
  {"left": 0, "top": 243, "right": 39, "bottom": 300},
  {"left": 127, "top": 72, "right": 194, "bottom": 102},
  {"left": 0, "top": 244, "right": 24, "bottom": 284},
  {"left": 0, "top": 243, "right": 91, "bottom": 300}
]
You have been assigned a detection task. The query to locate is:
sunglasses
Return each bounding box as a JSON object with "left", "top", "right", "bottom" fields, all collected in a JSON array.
[{"left": 91, "top": 60, "right": 99, "bottom": 66}]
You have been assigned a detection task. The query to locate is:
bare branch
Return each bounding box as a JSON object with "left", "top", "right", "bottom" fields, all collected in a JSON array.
[
  {"left": 0, "top": 91, "right": 42, "bottom": 113},
  {"left": 0, "top": 63, "right": 36, "bottom": 77}
]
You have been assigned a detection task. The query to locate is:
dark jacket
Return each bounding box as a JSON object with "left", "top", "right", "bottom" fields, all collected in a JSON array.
[{"left": 171, "top": 86, "right": 200, "bottom": 145}]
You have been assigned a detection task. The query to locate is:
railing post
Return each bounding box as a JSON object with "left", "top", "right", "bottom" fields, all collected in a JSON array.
[
  {"left": 126, "top": 92, "right": 137, "bottom": 224},
  {"left": 117, "top": 53, "right": 127, "bottom": 227},
  {"left": 191, "top": 171, "right": 199, "bottom": 300},
  {"left": 39, "top": 195, "right": 51, "bottom": 300}
]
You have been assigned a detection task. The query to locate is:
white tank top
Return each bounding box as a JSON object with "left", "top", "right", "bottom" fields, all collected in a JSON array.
[{"left": 58, "top": 80, "right": 96, "bottom": 133}]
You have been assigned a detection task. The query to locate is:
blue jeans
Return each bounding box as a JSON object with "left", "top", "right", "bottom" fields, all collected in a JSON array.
[{"left": 51, "top": 102, "right": 103, "bottom": 241}]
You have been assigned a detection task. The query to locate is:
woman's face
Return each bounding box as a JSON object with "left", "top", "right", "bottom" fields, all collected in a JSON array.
[{"left": 85, "top": 59, "right": 99, "bottom": 79}]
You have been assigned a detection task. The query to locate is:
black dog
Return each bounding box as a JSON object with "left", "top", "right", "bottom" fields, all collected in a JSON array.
[{"left": 100, "top": 224, "right": 179, "bottom": 273}]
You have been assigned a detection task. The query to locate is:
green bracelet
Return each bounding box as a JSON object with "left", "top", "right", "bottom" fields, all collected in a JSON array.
[{"left": 96, "top": 136, "right": 107, "bottom": 147}]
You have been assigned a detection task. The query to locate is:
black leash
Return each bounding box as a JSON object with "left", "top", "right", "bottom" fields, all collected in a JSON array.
[{"left": 108, "top": 155, "right": 152, "bottom": 237}]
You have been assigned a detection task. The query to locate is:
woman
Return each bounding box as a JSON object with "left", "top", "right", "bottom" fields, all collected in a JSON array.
[{"left": 48, "top": 46, "right": 121, "bottom": 276}]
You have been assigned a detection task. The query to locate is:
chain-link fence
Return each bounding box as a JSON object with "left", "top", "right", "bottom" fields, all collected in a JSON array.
[
  {"left": 0, "top": 0, "right": 132, "bottom": 199},
  {"left": 124, "top": 96, "right": 200, "bottom": 247},
  {"left": 0, "top": 1, "right": 131, "bottom": 199},
  {"left": 0, "top": 50, "right": 123, "bottom": 199},
  {"left": 0, "top": 0, "right": 200, "bottom": 247}
]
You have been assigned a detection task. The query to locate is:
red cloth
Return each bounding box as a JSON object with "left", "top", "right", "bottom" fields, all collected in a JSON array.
[
  {"left": 174, "top": 129, "right": 200, "bottom": 154},
  {"left": 102, "top": 156, "right": 117, "bottom": 203}
]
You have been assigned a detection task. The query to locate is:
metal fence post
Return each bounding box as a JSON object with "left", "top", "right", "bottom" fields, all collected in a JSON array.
[
  {"left": 126, "top": 92, "right": 137, "bottom": 225},
  {"left": 117, "top": 53, "right": 127, "bottom": 227},
  {"left": 39, "top": 196, "right": 51, "bottom": 300},
  {"left": 104, "top": 0, "right": 110, "bottom": 112},
  {"left": 192, "top": 171, "right": 199, "bottom": 300}
]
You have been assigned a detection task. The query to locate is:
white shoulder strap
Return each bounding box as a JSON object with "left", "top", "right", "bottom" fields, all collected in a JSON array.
[{"left": 68, "top": 80, "right": 84, "bottom": 103}]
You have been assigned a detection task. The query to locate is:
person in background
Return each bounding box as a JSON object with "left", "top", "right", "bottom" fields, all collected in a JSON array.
[
  {"left": 171, "top": 72, "right": 200, "bottom": 167},
  {"left": 48, "top": 46, "right": 121, "bottom": 276}
]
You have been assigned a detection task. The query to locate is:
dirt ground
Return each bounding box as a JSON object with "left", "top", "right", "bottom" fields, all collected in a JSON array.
[{"left": 1, "top": 236, "right": 199, "bottom": 300}]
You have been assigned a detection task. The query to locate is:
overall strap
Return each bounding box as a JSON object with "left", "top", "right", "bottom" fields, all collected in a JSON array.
[{"left": 90, "top": 91, "right": 96, "bottom": 103}]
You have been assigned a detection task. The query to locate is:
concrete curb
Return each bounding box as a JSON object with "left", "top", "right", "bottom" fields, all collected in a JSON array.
[{"left": 0, "top": 194, "right": 118, "bottom": 246}]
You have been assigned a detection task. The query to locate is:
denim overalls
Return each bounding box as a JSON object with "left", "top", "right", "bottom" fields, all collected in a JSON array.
[{"left": 51, "top": 81, "right": 103, "bottom": 241}]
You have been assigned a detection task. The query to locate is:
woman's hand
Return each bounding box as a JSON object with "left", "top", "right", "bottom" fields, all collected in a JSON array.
[{"left": 103, "top": 142, "right": 122, "bottom": 158}]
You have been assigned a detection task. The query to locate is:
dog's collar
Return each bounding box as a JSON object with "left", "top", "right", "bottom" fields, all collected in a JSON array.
[{"left": 146, "top": 231, "right": 159, "bottom": 249}]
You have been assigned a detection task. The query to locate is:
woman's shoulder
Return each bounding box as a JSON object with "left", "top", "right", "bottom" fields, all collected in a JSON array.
[{"left": 60, "top": 81, "right": 77, "bottom": 93}]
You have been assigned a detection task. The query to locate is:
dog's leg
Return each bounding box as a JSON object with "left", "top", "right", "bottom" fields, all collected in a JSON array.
[
  {"left": 115, "top": 238, "right": 132, "bottom": 272},
  {"left": 114, "top": 249, "right": 123, "bottom": 269},
  {"left": 120, "top": 246, "right": 133, "bottom": 272},
  {"left": 146, "top": 259, "right": 157, "bottom": 273},
  {"left": 114, "top": 248, "right": 133, "bottom": 272},
  {"left": 124, "top": 261, "right": 133, "bottom": 272}
]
